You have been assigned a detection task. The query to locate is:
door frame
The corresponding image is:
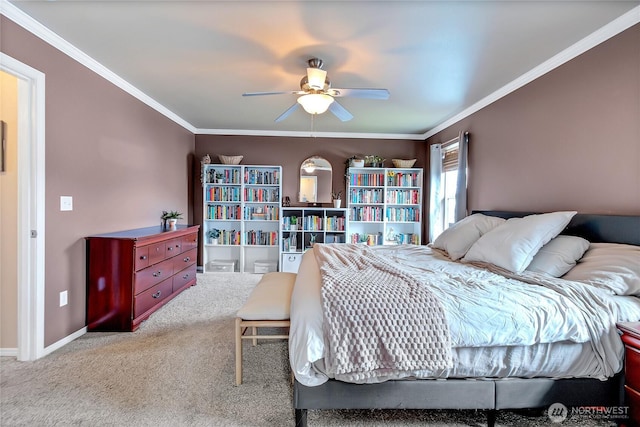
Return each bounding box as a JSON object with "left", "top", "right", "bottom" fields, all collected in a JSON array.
[{"left": 1, "top": 53, "right": 46, "bottom": 361}]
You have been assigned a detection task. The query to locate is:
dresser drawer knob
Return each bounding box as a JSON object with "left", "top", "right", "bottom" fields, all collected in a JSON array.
[
  {"left": 152, "top": 271, "right": 162, "bottom": 277},
  {"left": 183, "top": 273, "right": 190, "bottom": 279},
  {"left": 140, "top": 255, "right": 147, "bottom": 260},
  {"left": 152, "top": 290, "right": 162, "bottom": 299},
  {"left": 183, "top": 256, "right": 190, "bottom": 262},
  {"left": 167, "top": 246, "right": 173, "bottom": 251}
]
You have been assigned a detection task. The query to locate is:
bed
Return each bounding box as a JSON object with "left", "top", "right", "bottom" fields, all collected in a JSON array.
[{"left": 289, "top": 211, "right": 640, "bottom": 426}]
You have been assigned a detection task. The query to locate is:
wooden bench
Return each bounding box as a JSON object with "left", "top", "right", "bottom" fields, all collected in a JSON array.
[{"left": 235, "top": 272, "right": 297, "bottom": 385}]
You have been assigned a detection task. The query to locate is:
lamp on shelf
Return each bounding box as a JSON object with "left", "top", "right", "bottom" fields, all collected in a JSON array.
[{"left": 297, "top": 93, "right": 334, "bottom": 115}]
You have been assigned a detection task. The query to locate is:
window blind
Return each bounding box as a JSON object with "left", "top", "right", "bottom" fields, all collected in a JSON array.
[{"left": 442, "top": 144, "right": 459, "bottom": 172}]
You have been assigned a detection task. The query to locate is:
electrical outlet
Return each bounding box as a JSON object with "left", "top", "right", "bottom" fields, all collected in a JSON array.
[{"left": 59, "top": 290, "right": 68, "bottom": 307}]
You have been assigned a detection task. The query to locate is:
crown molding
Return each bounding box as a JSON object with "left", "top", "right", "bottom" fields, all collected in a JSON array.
[
  {"left": 1, "top": 0, "right": 418, "bottom": 140},
  {"left": 1, "top": 0, "right": 197, "bottom": 134},
  {"left": 195, "top": 127, "right": 425, "bottom": 140},
  {"left": 423, "top": 5, "right": 640, "bottom": 139}
]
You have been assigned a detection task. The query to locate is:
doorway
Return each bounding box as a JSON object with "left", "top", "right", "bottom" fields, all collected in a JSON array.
[{"left": 0, "top": 53, "right": 46, "bottom": 361}]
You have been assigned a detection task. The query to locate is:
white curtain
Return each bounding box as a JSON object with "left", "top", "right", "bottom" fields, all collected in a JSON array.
[
  {"left": 428, "top": 131, "right": 469, "bottom": 242},
  {"left": 428, "top": 144, "right": 443, "bottom": 242},
  {"left": 454, "top": 131, "right": 469, "bottom": 222}
]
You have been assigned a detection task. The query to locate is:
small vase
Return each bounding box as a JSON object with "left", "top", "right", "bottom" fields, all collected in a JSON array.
[{"left": 333, "top": 199, "right": 342, "bottom": 209}]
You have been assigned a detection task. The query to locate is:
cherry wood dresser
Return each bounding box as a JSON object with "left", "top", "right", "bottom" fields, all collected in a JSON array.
[
  {"left": 618, "top": 322, "right": 640, "bottom": 426},
  {"left": 86, "top": 225, "right": 199, "bottom": 331}
]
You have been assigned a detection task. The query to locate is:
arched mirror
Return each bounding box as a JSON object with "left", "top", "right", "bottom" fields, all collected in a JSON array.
[{"left": 299, "top": 156, "right": 332, "bottom": 204}]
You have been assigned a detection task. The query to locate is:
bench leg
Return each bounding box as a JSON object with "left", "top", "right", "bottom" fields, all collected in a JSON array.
[
  {"left": 252, "top": 326, "right": 257, "bottom": 346},
  {"left": 235, "top": 317, "right": 242, "bottom": 385}
]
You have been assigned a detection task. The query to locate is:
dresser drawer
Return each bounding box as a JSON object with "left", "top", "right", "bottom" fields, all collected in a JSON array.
[
  {"left": 134, "top": 245, "right": 150, "bottom": 271},
  {"left": 134, "top": 278, "right": 173, "bottom": 318},
  {"left": 182, "top": 232, "right": 198, "bottom": 252},
  {"left": 173, "top": 248, "right": 197, "bottom": 273},
  {"left": 148, "top": 241, "right": 167, "bottom": 264},
  {"left": 134, "top": 258, "right": 174, "bottom": 295},
  {"left": 165, "top": 237, "right": 183, "bottom": 257},
  {"left": 173, "top": 264, "right": 196, "bottom": 292},
  {"left": 626, "top": 345, "right": 640, "bottom": 392},
  {"left": 281, "top": 253, "right": 303, "bottom": 273}
]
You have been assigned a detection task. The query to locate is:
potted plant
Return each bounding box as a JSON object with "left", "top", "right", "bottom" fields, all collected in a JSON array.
[
  {"left": 207, "top": 228, "right": 221, "bottom": 244},
  {"left": 364, "top": 155, "right": 385, "bottom": 168},
  {"left": 331, "top": 190, "right": 343, "bottom": 209},
  {"left": 290, "top": 215, "right": 298, "bottom": 230},
  {"left": 215, "top": 171, "right": 224, "bottom": 183},
  {"left": 161, "top": 210, "right": 183, "bottom": 230}
]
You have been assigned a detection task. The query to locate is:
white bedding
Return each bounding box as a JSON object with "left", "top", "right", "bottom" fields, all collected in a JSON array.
[{"left": 289, "top": 245, "right": 640, "bottom": 386}]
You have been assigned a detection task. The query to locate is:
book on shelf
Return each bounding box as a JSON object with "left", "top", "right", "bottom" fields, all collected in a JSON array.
[
  {"left": 245, "top": 230, "right": 278, "bottom": 246},
  {"left": 349, "top": 172, "right": 385, "bottom": 186},
  {"left": 244, "top": 169, "right": 280, "bottom": 185},
  {"left": 349, "top": 206, "right": 384, "bottom": 222}
]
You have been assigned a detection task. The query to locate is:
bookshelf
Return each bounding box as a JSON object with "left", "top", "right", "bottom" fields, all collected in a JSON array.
[
  {"left": 346, "top": 167, "right": 422, "bottom": 246},
  {"left": 280, "top": 207, "right": 348, "bottom": 273},
  {"left": 202, "top": 164, "right": 281, "bottom": 273}
]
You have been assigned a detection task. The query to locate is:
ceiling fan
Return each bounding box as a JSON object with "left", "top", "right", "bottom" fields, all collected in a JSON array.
[{"left": 242, "top": 58, "right": 390, "bottom": 122}]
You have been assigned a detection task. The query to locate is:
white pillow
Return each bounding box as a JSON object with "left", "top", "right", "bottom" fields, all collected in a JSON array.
[
  {"left": 462, "top": 211, "right": 577, "bottom": 273},
  {"left": 562, "top": 243, "right": 640, "bottom": 296},
  {"left": 526, "top": 235, "right": 590, "bottom": 277},
  {"left": 431, "top": 214, "right": 505, "bottom": 260}
]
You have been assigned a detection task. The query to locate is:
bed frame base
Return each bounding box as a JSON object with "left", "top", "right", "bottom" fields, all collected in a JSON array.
[{"left": 293, "top": 374, "right": 624, "bottom": 426}]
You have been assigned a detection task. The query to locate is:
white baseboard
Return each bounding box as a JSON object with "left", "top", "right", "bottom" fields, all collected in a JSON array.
[
  {"left": 0, "top": 348, "right": 18, "bottom": 357},
  {"left": 42, "top": 327, "right": 87, "bottom": 357}
]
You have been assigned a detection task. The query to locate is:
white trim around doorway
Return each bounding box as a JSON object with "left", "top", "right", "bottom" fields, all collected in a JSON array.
[{"left": 1, "top": 52, "right": 46, "bottom": 361}]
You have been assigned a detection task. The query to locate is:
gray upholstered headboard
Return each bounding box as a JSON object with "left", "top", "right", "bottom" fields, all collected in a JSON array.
[{"left": 473, "top": 211, "right": 640, "bottom": 246}]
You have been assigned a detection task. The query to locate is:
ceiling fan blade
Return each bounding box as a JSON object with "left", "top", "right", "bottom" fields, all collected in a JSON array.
[
  {"left": 242, "top": 91, "right": 302, "bottom": 97},
  {"left": 274, "top": 103, "right": 301, "bottom": 122},
  {"left": 327, "top": 88, "right": 390, "bottom": 100},
  {"left": 328, "top": 101, "right": 353, "bottom": 122}
]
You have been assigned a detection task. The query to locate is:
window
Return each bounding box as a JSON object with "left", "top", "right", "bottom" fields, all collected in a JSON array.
[{"left": 428, "top": 132, "right": 468, "bottom": 242}]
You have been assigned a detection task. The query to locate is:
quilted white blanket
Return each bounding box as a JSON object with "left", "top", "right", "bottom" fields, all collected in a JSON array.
[
  {"left": 289, "top": 244, "right": 636, "bottom": 386},
  {"left": 314, "top": 244, "right": 452, "bottom": 382}
]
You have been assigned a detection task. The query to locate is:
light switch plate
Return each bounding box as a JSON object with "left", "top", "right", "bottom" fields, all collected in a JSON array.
[
  {"left": 60, "top": 196, "right": 73, "bottom": 211},
  {"left": 60, "top": 290, "right": 68, "bottom": 307}
]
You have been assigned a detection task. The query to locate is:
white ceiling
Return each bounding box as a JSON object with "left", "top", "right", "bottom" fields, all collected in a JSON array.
[{"left": 5, "top": 1, "right": 640, "bottom": 138}]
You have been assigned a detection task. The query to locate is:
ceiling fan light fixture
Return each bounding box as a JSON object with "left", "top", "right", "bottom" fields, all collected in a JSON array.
[
  {"left": 306, "top": 67, "right": 327, "bottom": 90},
  {"left": 297, "top": 93, "right": 334, "bottom": 115}
]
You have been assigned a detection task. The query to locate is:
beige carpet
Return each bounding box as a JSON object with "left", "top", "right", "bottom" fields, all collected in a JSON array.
[{"left": 0, "top": 273, "right": 620, "bottom": 426}]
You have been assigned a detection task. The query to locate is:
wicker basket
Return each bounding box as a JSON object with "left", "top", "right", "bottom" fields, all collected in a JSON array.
[
  {"left": 392, "top": 158, "right": 416, "bottom": 168},
  {"left": 218, "top": 155, "right": 243, "bottom": 165}
]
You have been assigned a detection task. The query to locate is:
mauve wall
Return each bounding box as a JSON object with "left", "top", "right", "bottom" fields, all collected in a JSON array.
[
  {"left": 193, "top": 135, "right": 425, "bottom": 263},
  {"left": 1, "top": 17, "right": 195, "bottom": 346},
  {"left": 426, "top": 24, "right": 640, "bottom": 218}
]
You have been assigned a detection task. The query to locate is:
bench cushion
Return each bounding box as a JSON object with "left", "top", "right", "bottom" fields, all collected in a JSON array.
[{"left": 237, "top": 272, "right": 297, "bottom": 320}]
